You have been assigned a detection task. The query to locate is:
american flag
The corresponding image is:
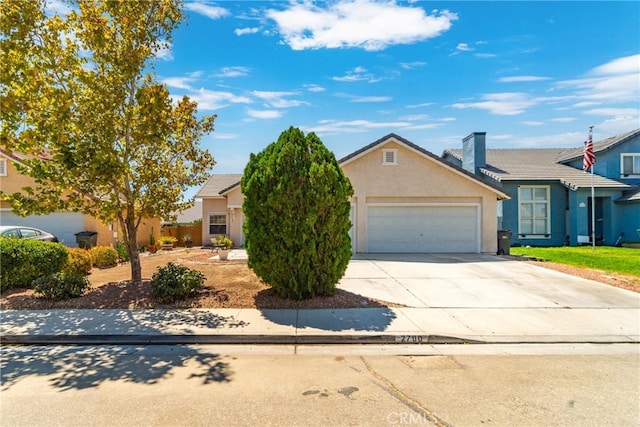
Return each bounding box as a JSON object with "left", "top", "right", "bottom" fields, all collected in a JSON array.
[{"left": 583, "top": 132, "right": 595, "bottom": 171}]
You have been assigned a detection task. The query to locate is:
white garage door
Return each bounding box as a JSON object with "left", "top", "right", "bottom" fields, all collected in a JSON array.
[
  {"left": 367, "top": 205, "right": 479, "bottom": 253},
  {"left": 0, "top": 211, "right": 85, "bottom": 246}
]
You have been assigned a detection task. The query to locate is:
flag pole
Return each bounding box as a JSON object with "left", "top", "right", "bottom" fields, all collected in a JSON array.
[{"left": 589, "top": 126, "right": 595, "bottom": 250}]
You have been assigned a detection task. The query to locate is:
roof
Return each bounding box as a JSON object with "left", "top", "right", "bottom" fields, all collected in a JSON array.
[
  {"left": 195, "top": 174, "right": 243, "bottom": 198},
  {"left": 0, "top": 148, "right": 51, "bottom": 165},
  {"left": 616, "top": 186, "right": 640, "bottom": 203},
  {"left": 556, "top": 128, "right": 640, "bottom": 163},
  {"left": 340, "top": 133, "right": 510, "bottom": 200},
  {"left": 444, "top": 140, "right": 633, "bottom": 190}
]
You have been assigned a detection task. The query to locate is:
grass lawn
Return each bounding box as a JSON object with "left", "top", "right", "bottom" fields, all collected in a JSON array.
[{"left": 510, "top": 246, "right": 640, "bottom": 278}]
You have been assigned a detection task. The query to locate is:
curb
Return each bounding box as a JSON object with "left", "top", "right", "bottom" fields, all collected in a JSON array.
[{"left": 0, "top": 334, "right": 483, "bottom": 346}]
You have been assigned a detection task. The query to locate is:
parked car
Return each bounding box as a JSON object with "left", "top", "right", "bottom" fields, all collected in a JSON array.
[{"left": 0, "top": 226, "right": 59, "bottom": 242}]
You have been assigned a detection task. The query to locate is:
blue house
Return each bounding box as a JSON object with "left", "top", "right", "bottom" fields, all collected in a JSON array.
[{"left": 442, "top": 129, "right": 640, "bottom": 247}]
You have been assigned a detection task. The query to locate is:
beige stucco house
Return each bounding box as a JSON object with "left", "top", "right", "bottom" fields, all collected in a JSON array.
[
  {"left": 196, "top": 133, "right": 510, "bottom": 254},
  {"left": 0, "top": 149, "right": 160, "bottom": 247}
]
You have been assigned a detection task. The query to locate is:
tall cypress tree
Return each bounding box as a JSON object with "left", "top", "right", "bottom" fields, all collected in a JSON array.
[{"left": 241, "top": 127, "right": 354, "bottom": 300}]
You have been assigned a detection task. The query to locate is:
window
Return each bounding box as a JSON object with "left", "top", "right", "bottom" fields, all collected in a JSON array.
[
  {"left": 621, "top": 153, "right": 640, "bottom": 176},
  {"left": 382, "top": 149, "right": 397, "bottom": 165},
  {"left": 0, "top": 159, "right": 6, "bottom": 176},
  {"left": 518, "top": 186, "right": 550, "bottom": 238},
  {"left": 20, "top": 228, "right": 40, "bottom": 238},
  {"left": 208, "top": 213, "right": 227, "bottom": 235}
]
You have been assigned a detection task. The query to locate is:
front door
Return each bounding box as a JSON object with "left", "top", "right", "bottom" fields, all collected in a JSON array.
[{"left": 587, "top": 197, "right": 605, "bottom": 244}]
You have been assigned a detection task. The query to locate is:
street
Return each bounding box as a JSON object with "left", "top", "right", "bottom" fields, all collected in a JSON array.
[{"left": 1, "top": 344, "right": 638, "bottom": 426}]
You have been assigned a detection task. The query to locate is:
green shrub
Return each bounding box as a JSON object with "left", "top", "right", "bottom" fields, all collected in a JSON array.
[
  {"left": 241, "top": 126, "right": 353, "bottom": 300},
  {"left": 151, "top": 262, "right": 205, "bottom": 302},
  {"left": 90, "top": 246, "right": 119, "bottom": 268},
  {"left": 33, "top": 272, "right": 90, "bottom": 300},
  {"left": 116, "top": 241, "right": 129, "bottom": 262},
  {"left": 65, "top": 248, "right": 93, "bottom": 275},
  {"left": 0, "top": 239, "right": 68, "bottom": 291}
]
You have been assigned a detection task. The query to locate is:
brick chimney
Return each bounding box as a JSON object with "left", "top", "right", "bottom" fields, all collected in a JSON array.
[{"left": 462, "top": 132, "right": 486, "bottom": 174}]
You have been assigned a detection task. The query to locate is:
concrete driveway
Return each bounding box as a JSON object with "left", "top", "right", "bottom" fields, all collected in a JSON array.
[
  {"left": 337, "top": 254, "right": 640, "bottom": 342},
  {"left": 338, "top": 253, "right": 640, "bottom": 310}
]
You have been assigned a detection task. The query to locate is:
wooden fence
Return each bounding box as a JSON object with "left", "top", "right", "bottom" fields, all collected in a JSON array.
[{"left": 161, "top": 223, "right": 203, "bottom": 247}]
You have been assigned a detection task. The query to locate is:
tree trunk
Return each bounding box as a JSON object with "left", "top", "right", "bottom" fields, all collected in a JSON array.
[{"left": 124, "top": 217, "right": 142, "bottom": 284}]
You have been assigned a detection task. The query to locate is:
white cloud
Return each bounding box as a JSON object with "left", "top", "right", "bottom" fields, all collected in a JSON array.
[
  {"left": 572, "top": 101, "right": 600, "bottom": 108},
  {"left": 212, "top": 133, "right": 239, "bottom": 140},
  {"left": 305, "top": 119, "right": 411, "bottom": 134},
  {"left": 246, "top": 108, "right": 282, "bottom": 119},
  {"left": 455, "top": 42, "right": 472, "bottom": 52},
  {"left": 550, "top": 117, "right": 576, "bottom": 123},
  {"left": 162, "top": 71, "right": 203, "bottom": 90},
  {"left": 474, "top": 53, "right": 497, "bottom": 59},
  {"left": 350, "top": 95, "right": 392, "bottom": 103},
  {"left": 399, "top": 114, "right": 429, "bottom": 121},
  {"left": 184, "top": 2, "right": 230, "bottom": 20},
  {"left": 402, "top": 123, "right": 442, "bottom": 130},
  {"left": 584, "top": 107, "right": 639, "bottom": 117},
  {"left": 332, "top": 66, "right": 381, "bottom": 83},
  {"left": 405, "top": 102, "right": 433, "bottom": 108},
  {"left": 188, "top": 88, "right": 251, "bottom": 111},
  {"left": 252, "top": 90, "right": 309, "bottom": 108},
  {"left": 152, "top": 40, "right": 173, "bottom": 61},
  {"left": 215, "top": 66, "right": 250, "bottom": 78},
  {"left": 555, "top": 54, "right": 640, "bottom": 104},
  {"left": 235, "top": 27, "right": 260, "bottom": 36},
  {"left": 304, "top": 84, "right": 326, "bottom": 93},
  {"left": 590, "top": 54, "right": 640, "bottom": 76},
  {"left": 163, "top": 77, "right": 193, "bottom": 90},
  {"left": 400, "top": 61, "right": 427, "bottom": 70},
  {"left": 451, "top": 92, "right": 536, "bottom": 115},
  {"left": 266, "top": 1, "right": 457, "bottom": 51},
  {"left": 521, "top": 121, "right": 545, "bottom": 126},
  {"left": 498, "top": 76, "right": 551, "bottom": 83}
]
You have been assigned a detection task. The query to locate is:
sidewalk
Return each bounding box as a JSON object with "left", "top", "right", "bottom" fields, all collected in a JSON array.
[{"left": 2, "top": 305, "right": 638, "bottom": 345}]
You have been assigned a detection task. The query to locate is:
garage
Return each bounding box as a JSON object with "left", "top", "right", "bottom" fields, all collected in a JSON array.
[
  {"left": 0, "top": 211, "right": 85, "bottom": 246},
  {"left": 367, "top": 204, "right": 479, "bottom": 253}
]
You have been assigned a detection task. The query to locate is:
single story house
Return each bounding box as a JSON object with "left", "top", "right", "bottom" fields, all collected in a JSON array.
[
  {"left": 0, "top": 149, "right": 160, "bottom": 247},
  {"left": 196, "top": 133, "right": 510, "bottom": 254},
  {"left": 442, "top": 129, "right": 640, "bottom": 246}
]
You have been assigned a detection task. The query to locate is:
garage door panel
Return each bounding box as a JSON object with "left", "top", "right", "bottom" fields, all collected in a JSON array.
[
  {"left": 367, "top": 205, "right": 478, "bottom": 253},
  {"left": 0, "top": 211, "right": 85, "bottom": 246}
]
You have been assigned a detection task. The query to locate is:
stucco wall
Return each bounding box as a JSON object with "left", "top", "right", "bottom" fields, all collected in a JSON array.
[
  {"left": 341, "top": 141, "right": 499, "bottom": 253},
  {"left": 0, "top": 157, "right": 37, "bottom": 209},
  {"left": 201, "top": 197, "right": 230, "bottom": 246}
]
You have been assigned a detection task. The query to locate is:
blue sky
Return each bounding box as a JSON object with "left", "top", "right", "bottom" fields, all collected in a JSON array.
[{"left": 52, "top": 1, "right": 640, "bottom": 196}]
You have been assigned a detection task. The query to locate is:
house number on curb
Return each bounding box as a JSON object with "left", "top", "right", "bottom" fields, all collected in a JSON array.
[{"left": 395, "top": 335, "right": 426, "bottom": 344}]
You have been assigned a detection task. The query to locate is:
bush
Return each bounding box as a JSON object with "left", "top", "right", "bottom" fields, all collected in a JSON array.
[
  {"left": 90, "top": 246, "right": 119, "bottom": 268},
  {"left": 0, "top": 238, "right": 68, "bottom": 291},
  {"left": 33, "top": 272, "right": 90, "bottom": 301},
  {"left": 65, "top": 248, "right": 93, "bottom": 275},
  {"left": 241, "top": 126, "right": 353, "bottom": 300},
  {"left": 151, "top": 262, "right": 205, "bottom": 302},
  {"left": 116, "top": 241, "right": 129, "bottom": 262}
]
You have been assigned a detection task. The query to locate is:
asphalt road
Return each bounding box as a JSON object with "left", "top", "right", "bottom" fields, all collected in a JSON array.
[{"left": 1, "top": 344, "right": 638, "bottom": 426}]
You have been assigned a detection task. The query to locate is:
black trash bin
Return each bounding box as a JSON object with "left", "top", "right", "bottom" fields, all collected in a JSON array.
[
  {"left": 497, "top": 230, "right": 512, "bottom": 255},
  {"left": 75, "top": 231, "right": 98, "bottom": 249}
]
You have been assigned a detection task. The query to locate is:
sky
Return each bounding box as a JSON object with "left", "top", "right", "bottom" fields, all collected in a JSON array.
[{"left": 50, "top": 1, "right": 640, "bottom": 198}]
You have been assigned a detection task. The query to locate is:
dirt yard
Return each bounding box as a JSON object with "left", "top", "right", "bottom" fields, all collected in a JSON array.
[
  {"left": 1, "top": 248, "right": 637, "bottom": 310},
  {"left": 0, "top": 248, "right": 399, "bottom": 310}
]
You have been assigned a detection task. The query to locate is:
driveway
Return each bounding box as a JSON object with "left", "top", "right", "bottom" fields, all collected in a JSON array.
[{"left": 338, "top": 253, "right": 640, "bottom": 310}]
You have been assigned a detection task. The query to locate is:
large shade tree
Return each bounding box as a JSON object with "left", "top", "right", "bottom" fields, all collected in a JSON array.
[
  {"left": 241, "top": 127, "right": 354, "bottom": 300},
  {"left": 0, "top": 0, "right": 216, "bottom": 283}
]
